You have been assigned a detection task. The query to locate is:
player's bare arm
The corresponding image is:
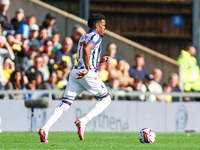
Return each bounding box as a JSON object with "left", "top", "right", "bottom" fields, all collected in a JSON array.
[{"left": 76, "top": 42, "right": 94, "bottom": 79}]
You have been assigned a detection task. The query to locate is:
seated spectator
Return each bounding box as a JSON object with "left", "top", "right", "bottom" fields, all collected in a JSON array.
[
  {"left": 42, "top": 39, "right": 55, "bottom": 66},
  {"left": 1, "top": 57, "right": 15, "bottom": 86},
  {"left": 6, "top": 34, "right": 28, "bottom": 70},
  {"left": 22, "top": 45, "right": 39, "bottom": 71},
  {"left": 56, "top": 61, "right": 70, "bottom": 89},
  {"left": 37, "top": 27, "right": 48, "bottom": 52},
  {"left": 40, "top": 53, "right": 51, "bottom": 81},
  {"left": 105, "top": 42, "right": 123, "bottom": 67},
  {"left": 168, "top": 73, "right": 182, "bottom": 102},
  {"left": 5, "top": 69, "right": 24, "bottom": 99},
  {"left": 142, "top": 74, "right": 163, "bottom": 102},
  {"left": 129, "top": 54, "right": 148, "bottom": 81},
  {"left": 0, "top": 36, "right": 15, "bottom": 69},
  {"left": 98, "top": 61, "right": 109, "bottom": 83},
  {"left": 71, "top": 24, "right": 86, "bottom": 54},
  {"left": 0, "top": 0, "right": 14, "bottom": 35},
  {"left": 26, "top": 55, "right": 43, "bottom": 77},
  {"left": 17, "top": 14, "right": 36, "bottom": 38},
  {"left": 124, "top": 76, "right": 145, "bottom": 101},
  {"left": 52, "top": 32, "right": 61, "bottom": 53},
  {"left": 162, "top": 81, "right": 172, "bottom": 102},
  {"left": 14, "top": 32, "right": 22, "bottom": 42},
  {"left": 116, "top": 59, "right": 133, "bottom": 87},
  {"left": 23, "top": 72, "right": 37, "bottom": 99},
  {"left": 11, "top": 8, "right": 25, "bottom": 31},
  {"left": 28, "top": 24, "right": 40, "bottom": 49},
  {"left": 151, "top": 68, "right": 162, "bottom": 83},
  {"left": 42, "top": 70, "right": 60, "bottom": 100},
  {"left": 151, "top": 68, "right": 164, "bottom": 101},
  {"left": 40, "top": 13, "right": 59, "bottom": 38},
  {"left": 106, "top": 59, "right": 119, "bottom": 89},
  {"left": 35, "top": 71, "right": 43, "bottom": 89},
  {"left": 56, "top": 37, "right": 74, "bottom": 69},
  {"left": 21, "top": 36, "right": 30, "bottom": 52}
]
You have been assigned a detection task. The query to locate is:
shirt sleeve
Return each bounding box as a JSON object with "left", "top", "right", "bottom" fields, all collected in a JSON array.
[{"left": 88, "top": 34, "right": 100, "bottom": 48}]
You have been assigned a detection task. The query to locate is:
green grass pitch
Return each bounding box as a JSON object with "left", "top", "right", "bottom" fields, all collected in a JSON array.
[{"left": 0, "top": 132, "right": 199, "bottom": 149}]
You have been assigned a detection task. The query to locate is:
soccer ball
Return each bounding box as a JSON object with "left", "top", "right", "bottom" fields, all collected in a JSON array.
[{"left": 139, "top": 128, "right": 156, "bottom": 143}]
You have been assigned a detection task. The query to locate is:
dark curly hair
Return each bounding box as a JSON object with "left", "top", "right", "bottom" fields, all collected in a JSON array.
[
  {"left": 88, "top": 13, "right": 105, "bottom": 28},
  {"left": 9, "top": 70, "right": 24, "bottom": 89}
]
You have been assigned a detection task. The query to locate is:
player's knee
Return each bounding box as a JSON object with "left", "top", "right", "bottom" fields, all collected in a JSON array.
[
  {"left": 58, "top": 102, "right": 72, "bottom": 112},
  {"left": 101, "top": 94, "right": 111, "bottom": 104}
]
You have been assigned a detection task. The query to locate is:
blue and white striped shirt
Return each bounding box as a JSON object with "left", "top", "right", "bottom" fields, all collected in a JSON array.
[{"left": 75, "top": 29, "right": 102, "bottom": 71}]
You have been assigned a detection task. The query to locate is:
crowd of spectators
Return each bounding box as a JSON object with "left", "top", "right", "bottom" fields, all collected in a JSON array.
[{"left": 0, "top": 0, "right": 198, "bottom": 102}]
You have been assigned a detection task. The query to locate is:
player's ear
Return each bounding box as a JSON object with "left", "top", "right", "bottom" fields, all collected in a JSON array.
[{"left": 94, "top": 23, "right": 99, "bottom": 29}]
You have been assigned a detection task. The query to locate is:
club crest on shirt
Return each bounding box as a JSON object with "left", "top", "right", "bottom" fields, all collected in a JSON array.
[
  {"left": 78, "top": 61, "right": 82, "bottom": 66},
  {"left": 92, "top": 34, "right": 99, "bottom": 43}
]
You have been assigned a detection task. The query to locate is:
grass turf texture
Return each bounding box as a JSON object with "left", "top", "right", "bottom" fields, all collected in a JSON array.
[{"left": 0, "top": 132, "right": 199, "bottom": 150}]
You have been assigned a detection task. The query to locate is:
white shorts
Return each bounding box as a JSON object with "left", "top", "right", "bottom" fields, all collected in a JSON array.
[{"left": 62, "top": 68, "right": 109, "bottom": 100}]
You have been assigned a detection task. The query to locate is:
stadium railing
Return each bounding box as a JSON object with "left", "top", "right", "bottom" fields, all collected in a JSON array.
[{"left": 0, "top": 90, "right": 200, "bottom": 102}]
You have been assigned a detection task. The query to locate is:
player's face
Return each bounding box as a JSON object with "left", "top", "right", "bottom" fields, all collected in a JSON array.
[{"left": 97, "top": 20, "right": 106, "bottom": 36}]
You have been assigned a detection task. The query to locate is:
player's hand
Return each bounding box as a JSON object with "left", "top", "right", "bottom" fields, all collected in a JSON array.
[
  {"left": 76, "top": 69, "right": 89, "bottom": 79},
  {"left": 100, "top": 56, "right": 110, "bottom": 63}
]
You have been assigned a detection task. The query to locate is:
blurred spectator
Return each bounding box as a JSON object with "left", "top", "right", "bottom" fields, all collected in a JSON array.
[
  {"left": 11, "top": 8, "right": 25, "bottom": 31},
  {"left": 0, "top": 0, "right": 14, "bottom": 35},
  {"left": 26, "top": 55, "right": 43, "bottom": 77},
  {"left": 5, "top": 69, "right": 24, "bottom": 99},
  {"left": 40, "top": 13, "right": 59, "bottom": 38},
  {"left": 42, "top": 70, "right": 60, "bottom": 100},
  {"left": 56, "top": 61, "right": 70, "bottom": 89},
  {"left": 162, "top": 81, "right": 172, "bottom": 102},
  {"left": 37, "top": 27, "right": 48, "bottom": 52},
  {"left": 105, "top": 42, "right": 123, "bottom": 67},
  {"left": 124, "top": 76, "right": 145, "bottom": 101},
  {"left": 106, "top": 60, "right": 119, "bottom": 89},
  {"left": 17, "top": 14, "right": 36, "bottom": 38},
  {"left": 28, "top": 24, "right": 40, "bottom": 49},
  {"left": 22, "top": 45, "right": 39, "bottom": 71},
  {"left": 56, "top": 37, "right": 74, "bottom": 69},
  {"left": 151, "top": 68, "right": 162, "bottom": 83},
  {"left": 71, "top": 24, "right": 86, "bottom": 54},
  {"left": 14, "top": 32, "right": 22, "bottom": 42},
  {"left": 177, "top": 43, "right": 200, "bottom": 92},
  {"left": 116, "top": 59, "right": 133, "bottom": 87},
  {"left": 7, "top": 34, "right": 28, "bottom": 70},
  {"left": 97, "top": 62, "right": 109, "bottom": 83},
  {"left": 52, "top": 32, "right": 61, "bottom": 53},
  {"left": 23, "top": 72, "right": 37, "bottom": 99},
  {"left": 1, "top": 57, "right": 15, "bottom": 86},
  {"left": 129, "top": 54, "right": 148, "bottom": 81},
  {"left": 21, "top": 36, "right": 30, "bottom": 52},
  {"left": 151, "top": 68, "right": 164, "bottom": 101},
  {"left": 42, "top": 39, "right": 55, "bottom": 66},
  {"left": 168, "top": 73, "right": 182, "bottom": 102},
  {"left": 40, "top": 53, "right": 52, "bottom": 81},
  {"left": 142, "top": 74, "right": 163, "bottom": 102},
  {"left": 35, "top": 71, "right": 43, "bottom": 89},
  {"left": 0, "top": 36, "right": 14, "bottom": 69}
]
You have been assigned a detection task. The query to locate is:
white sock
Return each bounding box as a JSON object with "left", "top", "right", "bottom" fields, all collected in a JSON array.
[
  {"left": 42, "top": 102, "right": 71, "bottom": 132},
  {"left": 80, "top": 95, "right": 111, "bottom": 125}
]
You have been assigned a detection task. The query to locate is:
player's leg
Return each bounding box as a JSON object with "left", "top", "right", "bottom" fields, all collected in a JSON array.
[
  {"left": 39, "top": 69, "right": 84, "bottom": 143},
  {"left": 75, "top": 70, "right": 111, "bottom": 140}
]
